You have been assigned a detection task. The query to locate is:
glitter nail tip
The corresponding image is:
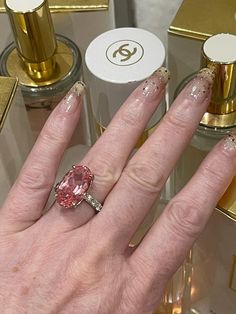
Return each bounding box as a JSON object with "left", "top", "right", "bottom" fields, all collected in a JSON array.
[{"left": 223, "top": 132, "right": 236, "bottom": 152}]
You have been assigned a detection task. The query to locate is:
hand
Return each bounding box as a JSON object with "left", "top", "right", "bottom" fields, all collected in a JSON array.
[{"left": 0, "top": 68, "right": 235, "bottom": 314}]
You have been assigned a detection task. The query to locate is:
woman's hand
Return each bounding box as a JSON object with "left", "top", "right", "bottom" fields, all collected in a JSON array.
[{"left": 0, "top": 68, "right": 235, "bottom": 314}]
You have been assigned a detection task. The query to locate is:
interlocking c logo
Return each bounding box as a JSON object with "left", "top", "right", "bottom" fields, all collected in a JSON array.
[
  {"left": 106, "top": 40, "right": 144, "bottom": 66},
  {"left": 112, "top": 44, "right": 137, "bottom": 62}
]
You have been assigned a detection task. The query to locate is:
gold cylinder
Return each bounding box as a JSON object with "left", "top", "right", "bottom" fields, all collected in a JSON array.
[
  {"left": 200, "top": 33, "right": 236, "bottom": 127},
  {"left": 217, "top": 176, "right": 236, "bottom": 221},
  {"left": 5, "top": 0, "right": 57, "bottom": 81}
]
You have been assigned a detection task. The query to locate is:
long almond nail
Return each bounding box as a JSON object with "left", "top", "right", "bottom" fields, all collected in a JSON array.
[
  {"left": 60, "top": 81, "right": 86, "bottom": 113},
  {"left": 140, "top": 67, "right": 170, "bottom": 100},
  {"left": 184, "top": 68, "right": 215, "bottom": 103}
]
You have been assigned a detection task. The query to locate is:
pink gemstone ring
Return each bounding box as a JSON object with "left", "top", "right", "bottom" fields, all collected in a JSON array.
[{"left": 55, "top": 165, "right": 102, "bottom": 213}]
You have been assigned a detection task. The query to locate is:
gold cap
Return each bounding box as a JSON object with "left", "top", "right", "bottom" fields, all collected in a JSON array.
[
  {"left": 200, "top": 33, "right": 236, "bottom": 128},
  {"left": 5, "top": 0, "right": 57, "bottom": 81},
  {"left": 217, "top": 176, "right": 236, "bottom": 221}
]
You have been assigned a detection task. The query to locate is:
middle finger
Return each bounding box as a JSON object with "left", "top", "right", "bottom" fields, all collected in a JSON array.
[{"left": 94, "top": 68, "right": 214, "bottom": 248}]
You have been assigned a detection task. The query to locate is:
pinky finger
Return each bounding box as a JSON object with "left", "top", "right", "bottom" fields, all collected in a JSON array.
[{"left": 129, "top": 133, "right": 236, "bottom": 300}]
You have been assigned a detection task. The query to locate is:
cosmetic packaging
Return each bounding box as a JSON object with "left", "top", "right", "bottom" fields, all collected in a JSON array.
[
  {"left": 167, "top": 0, "right": 236, "bottom": 105},
  {"left": 0, "top": 0, "right": 84, "bottom": 140},
  {"left": 0, "top": 76, "right": 33, "bottom": 205},
  {"left": 159, "top": 33, "right": 236, "bottom": 314},
  {"left": 85, "top": 27, "right": 166, "bottom": 146},
  {"left": 0, "top": 0, "right": 115, "bottom": 146},
  {"left": 0, "top": 0, "right": 111, "bottom": 56}
]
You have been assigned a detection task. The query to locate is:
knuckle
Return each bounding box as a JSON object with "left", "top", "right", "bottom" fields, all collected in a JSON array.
[
  {"left": 92, "top": 156, "right": 120, "bottom": 187},
  {"left": 121, "top": 100, "right": 144, "bottom": 127},
  {"left": 165, "top": 199, "right": 204, "bottom": 239},
  {"left": 39, "top": 124, "right": 67, "bottom": 147},
  {"left": 164, "top": 110, "right": 188, "bottom": 135},
  {"left": 19, "top": 166, "right": 52, "bottom": 192},
  {"left": 124, "top": 161, "right": 165, "bottom": 195},
  {"left": 200, "top": 164, "right": 225, "bottom": 195}
]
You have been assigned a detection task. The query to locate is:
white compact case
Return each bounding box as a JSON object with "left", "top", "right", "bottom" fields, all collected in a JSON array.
[{"left": 85, "top": 27, "right": 166, "bottom": 143}]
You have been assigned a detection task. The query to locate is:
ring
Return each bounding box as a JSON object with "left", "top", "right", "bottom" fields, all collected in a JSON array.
[{"left": 55, "top": 165, "right": 102, "bottom": 213}]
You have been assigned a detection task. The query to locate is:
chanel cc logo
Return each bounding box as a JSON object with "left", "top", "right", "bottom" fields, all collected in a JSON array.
[
  {"left": 112, "top": 44, "right": 137, "bottom": 62},
  {"left": 106, "top": 40, "right": 144, "bottom": 66},
  {"left": 229, "top": 255, "right": 236, "bottom": 292}
]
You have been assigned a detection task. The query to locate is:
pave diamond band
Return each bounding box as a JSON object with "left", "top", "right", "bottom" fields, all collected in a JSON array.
[{"left": 83, "top": 193, "right": 102, "bottom": 213}]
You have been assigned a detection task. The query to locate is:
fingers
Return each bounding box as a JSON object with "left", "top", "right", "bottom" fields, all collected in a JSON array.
[
  {"left": 95, "top": 69, "right": 214, "bottom": 247},
  {"left": 0, "top": 82, "right": 85, "bottom": 233},
  {"left": 46, "top": 67, "right": 170, "bottom": 230},
  {"left": 130, "top": 134, "right": 236, "bottom": 297}
]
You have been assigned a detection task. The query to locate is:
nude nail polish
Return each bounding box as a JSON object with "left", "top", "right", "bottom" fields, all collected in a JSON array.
[{"left": 60, "top": 81, "right": 85, "bottom": 113}]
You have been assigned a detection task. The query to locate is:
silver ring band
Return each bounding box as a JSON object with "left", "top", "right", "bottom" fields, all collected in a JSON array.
[{"left": 83, "top": 193, "right": 102, "bottom": 213}]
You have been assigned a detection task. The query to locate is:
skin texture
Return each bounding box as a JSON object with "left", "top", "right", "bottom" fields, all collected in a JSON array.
[{"left": 0, "top": 68, "right": 235, "bottom": 314}]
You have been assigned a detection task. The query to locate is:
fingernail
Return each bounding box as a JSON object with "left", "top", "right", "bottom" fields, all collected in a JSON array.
[
  {"left": 140, "top": 66, "right": 170, "bottom": 100},
  {"left": 184, "top": 68, "right": 215, "bottom": 103},
  {"left": 223, "top": 132, "right": 236, "bottom": 152},
  {"left": 198, "top": 68, "right": 215, "bottom": 85},
  {"left": 60, "top": 81, "right": 86, "bottom": 113}
]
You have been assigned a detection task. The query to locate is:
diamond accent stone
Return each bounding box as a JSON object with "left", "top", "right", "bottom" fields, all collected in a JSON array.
[{"left": 55, "top": 165, "right": 93, "bottom": 208}]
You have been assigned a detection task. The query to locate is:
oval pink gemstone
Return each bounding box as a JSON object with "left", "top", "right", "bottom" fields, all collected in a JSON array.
[{"left": 56, "top": 165, "right": 93, "bottom": 208}]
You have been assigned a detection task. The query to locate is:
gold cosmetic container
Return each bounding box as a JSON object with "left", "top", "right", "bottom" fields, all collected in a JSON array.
[
  {"left": 6, "top": 0, "right": 58, "bottom": 83},
  {"left": 200, "top": 44, "right": 236, "bottom": 129},
  {"left": 175, "top": 33, "right": 236, "bottom": 131},
  {"left": 218, "top": 178, "right": 236, "bottom": 223},
  {"left": 1, "top": 0, "right": 82, "bottom": 105},
  {"left": 0, "top": 76, "right": 32, "bottom": 205},
  {"left": 0, "top": 0, "right": 82, "bottom": 138},
  {"left": 167, "top": 0, "right": 236, "bottom": 103}
]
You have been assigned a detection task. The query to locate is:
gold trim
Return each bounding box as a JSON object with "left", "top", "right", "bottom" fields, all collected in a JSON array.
[
  {"left": 217, "top": 176, "right": 236, "bottom": 221},
  {"left": 0, "top": 77, "right": 18, "bottom": 133},
  {"left": 168, "top": 27, "right": 210, "bottom": 41},
  {"left": 0, "top": 0, "right": 109, "bottom": 13},
  {"left": 200, "top": 111, "right": 236, "bottom": 128},
  {"left": 168, "top": 0, "right": 236, "bottom": 40},
  {"left": 229, "top": 255, "right": 236, "bottom": 292}
]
